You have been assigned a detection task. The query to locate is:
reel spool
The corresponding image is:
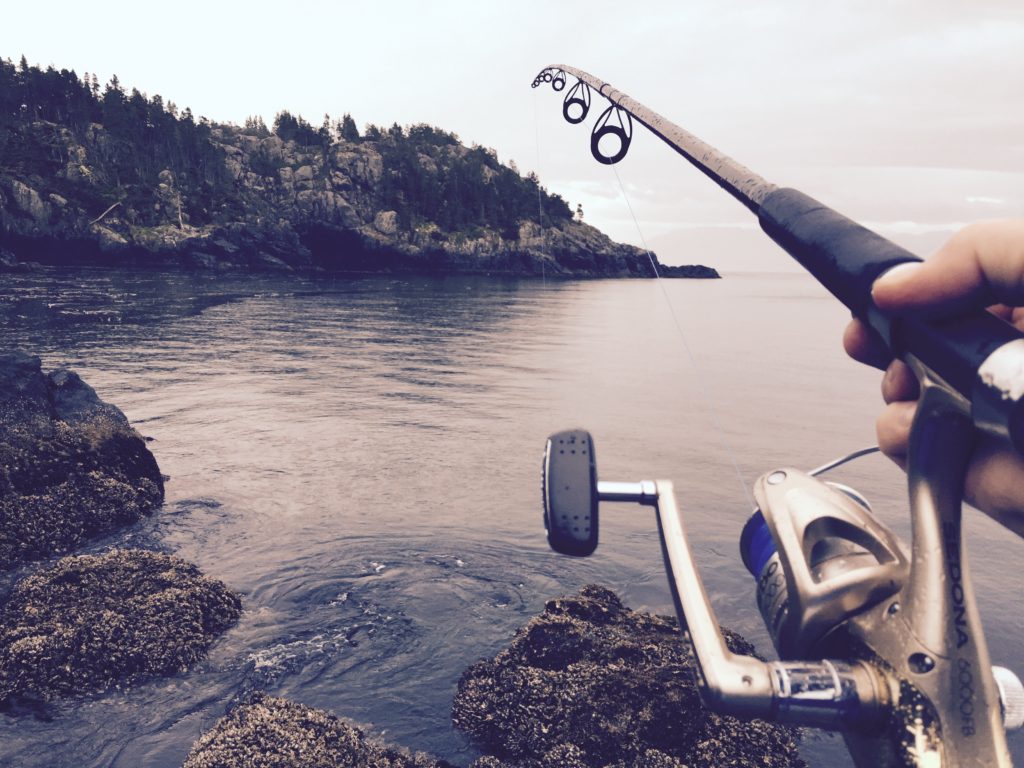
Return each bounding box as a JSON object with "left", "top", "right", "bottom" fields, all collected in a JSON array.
[{"left": 740, "top": 470, "right": 910, "bottom": 659}]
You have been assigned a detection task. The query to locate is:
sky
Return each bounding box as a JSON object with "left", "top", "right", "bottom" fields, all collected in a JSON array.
[{"left": 2, "top": 0, "right": 1022, "bottom": 270}]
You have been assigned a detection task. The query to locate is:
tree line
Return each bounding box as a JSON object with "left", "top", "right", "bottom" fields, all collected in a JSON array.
[
  {"left": 0, "top": 56, "right": 227, "bottom": 222},
  {"left": 0, "top": 56, "right": 573, "bottom": 235}
]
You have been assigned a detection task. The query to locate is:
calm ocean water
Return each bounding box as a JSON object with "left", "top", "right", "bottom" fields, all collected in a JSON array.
[{"left": 0, "top": 267, "right": 1021, "bottom": 766}]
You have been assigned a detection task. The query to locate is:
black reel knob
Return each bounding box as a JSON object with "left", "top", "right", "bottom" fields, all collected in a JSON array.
[{"left": 542, "top": 429, "right": 599, "bottom": 556}]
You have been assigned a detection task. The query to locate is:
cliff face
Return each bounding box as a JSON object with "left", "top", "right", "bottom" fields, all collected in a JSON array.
[{"left": 0, "top": 120, "right": 718, "bottom": 278}]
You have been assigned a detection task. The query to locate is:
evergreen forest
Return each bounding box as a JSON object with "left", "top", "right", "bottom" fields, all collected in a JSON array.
[{"left": 0, "top": 56, "right": 573, "bottom": 235}]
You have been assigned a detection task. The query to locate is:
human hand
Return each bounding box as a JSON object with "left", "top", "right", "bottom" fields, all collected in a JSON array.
[{"left": 842, "top": 219, "right": 1024, "bottom": 532}]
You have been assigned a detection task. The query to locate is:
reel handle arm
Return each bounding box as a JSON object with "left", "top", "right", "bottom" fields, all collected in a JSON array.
[{"left": 649, "top": 478, "right": 888, "bottom": 727}]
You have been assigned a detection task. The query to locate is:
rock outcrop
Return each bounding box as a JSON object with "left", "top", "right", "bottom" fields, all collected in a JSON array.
[
  {"left": 0, "top": 549, "right": 241, "bottom": 705},
  {"left": 0, "top": 246, "right": 39, "bottom": 272},
  {"left": 658, "top": 263, "right": 721, "bottom": 279},
  {"left": 452, "top": 585, "right": 806, "bottom": 768},
  {"left": 183, "top": 694, "right": 452, "bottom": 768},
  {"left": 0, "top": 351, "right": 164, "bottom": 570}
]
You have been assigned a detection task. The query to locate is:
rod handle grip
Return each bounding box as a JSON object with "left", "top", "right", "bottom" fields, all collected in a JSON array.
[{"left": 759, "top": 187, "right": 1024, "bottom": 454}]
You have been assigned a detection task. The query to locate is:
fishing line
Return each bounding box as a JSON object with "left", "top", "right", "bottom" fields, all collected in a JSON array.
[
  {"left": 531, "top": 85, "right": 755, "bottom": 509},
  {"left": 532, "top": 90, "right": 547, "bottom": 283},
  {"left": 609, "top": 163, "right": 757, "bottom": 510}
]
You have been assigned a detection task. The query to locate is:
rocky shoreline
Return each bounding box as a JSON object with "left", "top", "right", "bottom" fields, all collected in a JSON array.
[
  {"left": 0, "top": 352, "right": 241, "bottom": 713},
  {"left": 0, "top": 352, "right": 163, "bottom": 570},
  {"left": 0, "top": 356, "right": 801, "bottom": 767},
  {"left": 0, "top": 203, "right": 721, "bottom": 280}
]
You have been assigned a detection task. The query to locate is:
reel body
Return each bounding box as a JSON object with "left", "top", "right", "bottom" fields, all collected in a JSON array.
[{"left": 740, "top": 469, "right": 909, "bottom": 660}]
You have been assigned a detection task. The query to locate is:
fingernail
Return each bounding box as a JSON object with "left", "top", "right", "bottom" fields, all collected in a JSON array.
[{"left": 872, "top": 262, "right": 922, "bottom": 298}]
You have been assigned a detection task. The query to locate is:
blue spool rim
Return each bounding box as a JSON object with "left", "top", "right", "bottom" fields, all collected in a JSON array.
[{"left": 739, "top": 510, "right": 777, "bottom": 578}]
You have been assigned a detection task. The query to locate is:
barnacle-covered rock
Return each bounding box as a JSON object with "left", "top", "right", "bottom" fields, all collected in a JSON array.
[
  {"left": 453, "top": 585, "right": 806, "bottom": 768},
  {"left": 183, "top": 693, "right": 452, "bottom": 768},
  {"left": 0, "top": 351, "right": 164, "bottom": 570},
  {"left": 0, "top": 549, "right": 240, "bottom": 704}
]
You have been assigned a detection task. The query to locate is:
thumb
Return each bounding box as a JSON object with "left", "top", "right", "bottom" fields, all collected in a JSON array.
[{"left": 872, "top": 219, "right": 1024, "bottom": 314}]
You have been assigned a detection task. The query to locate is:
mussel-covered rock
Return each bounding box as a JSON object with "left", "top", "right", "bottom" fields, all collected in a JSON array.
[
  {"left": 452, "top": 585, "right": 806, "bottom": 768},
  {"left": 183, "top": 693, "right": 453, "bottom": 768},
  {"left": 0, "top": 549, "right": 241, "bottom": 705},
  {"left": 0, "top": 351, "right": 164, "bottom": 570}
]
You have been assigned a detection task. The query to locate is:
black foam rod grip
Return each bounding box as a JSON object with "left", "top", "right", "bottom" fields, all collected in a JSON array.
[
  {"left": 758, "top": 187, "right": 919, "bottom": 319},
  {"left": 759, "top": 187, "right": 1024, "bottom": 454}
]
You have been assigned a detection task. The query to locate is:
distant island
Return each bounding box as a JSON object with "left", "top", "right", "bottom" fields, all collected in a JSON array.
[{"left": 0, "top": 57, "right": 718, "bottom": 279}]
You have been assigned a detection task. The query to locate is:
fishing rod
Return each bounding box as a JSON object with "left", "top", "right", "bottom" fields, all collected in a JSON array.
[{"left": 533, "top": 65, "right": 1024, "bottom": 767}]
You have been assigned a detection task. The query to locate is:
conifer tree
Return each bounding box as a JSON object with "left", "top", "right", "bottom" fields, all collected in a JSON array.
[{"left": 340, "top": 113, "right": 359, "bottom": 142}]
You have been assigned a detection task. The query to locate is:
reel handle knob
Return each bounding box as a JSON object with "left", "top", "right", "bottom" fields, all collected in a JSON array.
[
  {"left": 994, "top": 666, "right": 1024, "bottom": 731},
  {"left": 542, "top": 430, "right": 599, "bottom": 556}
]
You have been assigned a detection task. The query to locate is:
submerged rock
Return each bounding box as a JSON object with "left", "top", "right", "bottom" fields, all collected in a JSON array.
[
  {"left": 0, "top": 247, "right": 40, "bottom": 272},
  {"left": 452, "top": 585, "right": 805, "bottom": 768},
  {"left": 657, "top": 263, "right": 721, "bottom": 279},
  {"left": 183, "top": 693, "right": 453, "bottom": 768},
  {"left": 0, "top": 548, "right": 241, "bottom": 705},
  {"left": 0, "top": 352, "right": 164, "bottom": 570}
]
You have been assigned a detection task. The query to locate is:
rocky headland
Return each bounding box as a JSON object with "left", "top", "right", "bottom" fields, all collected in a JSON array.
[{"left": 0, "top": 60, "right": 719, "bottom": 279}]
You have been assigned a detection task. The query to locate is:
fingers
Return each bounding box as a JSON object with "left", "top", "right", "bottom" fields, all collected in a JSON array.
[
  {"left": 872, "top": 219, "right": 1024, "bottom": 313},
  {"left": 876, "top": 401, "right": 915, "bottom": 461},
  {"left": 877, "top": 401, "right": 1024, "bottom": 535},
  {"left": 853, "top": 220, "right": 1024, "bottom": 529},
  {"left": 964, "top": 438, "right": 1024, "bottom": 537},
  {"left": 881, "top": 360, "right": 918, "bottom": 403},
  {"left": 844, "top": 318, "right": 918, "bottom": 398},
  {"left": 848, "top": 221, "right": 1024, "bottom": 374},
  {"left": 842, "top": 318, "right": 891, "bottom": 370}
]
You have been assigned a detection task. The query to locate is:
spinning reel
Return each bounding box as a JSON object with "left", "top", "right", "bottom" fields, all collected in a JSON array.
[{"left": 542, "top": 423, "right": 1024, "bottom": 767}]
